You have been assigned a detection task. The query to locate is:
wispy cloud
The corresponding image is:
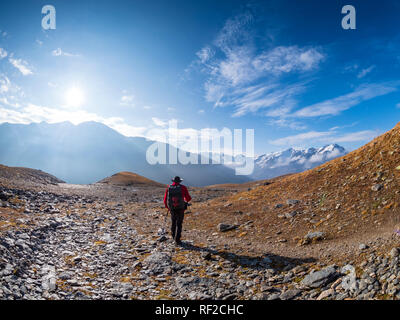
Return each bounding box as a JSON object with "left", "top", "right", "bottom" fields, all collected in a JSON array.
[
  {"left": 292, "top": 83, "right": 398, "bottom": 118},
  {"left": 0, "top": 48, "right": 7, "bottom": 59},
  {"left": 52, "top": 48, "right": 80, "bottom": 57},
  {"left": 0, "top": 74, "right": 23, "bottom": 106},
  {"left": 0, "top": 99, "right": 247, "bottom": 155},
  {"left": 151, "top": 117, "right": 168, "bottom": 127},
  {"left": 0, "top": 103, "right": 148, "bottom": 138},
  {"left": 252, "top": 46, "right": 324, "bottom": 75},
  {"left": 188, "top": 11, "right": 325, "bottom": 118},
  {"left": 9, "top": 58, "right": 33, "bottom": 76},
  {"left": 188, "top": 11, "right": 393, "bottom": 129},
  {"left": 343, "top": 63, "right": 359, "bottom": 73},
  {"left": 0, "top": 75, "right": 11, "bottom": 94},
  {"left": 120, "top": 94, "right": 135, "bottom": 107},
  {"left": 334, "top": 130, "right": 379, "bottom": 143},
  {"left": 0, "top": 103, "right": 218, "bottom": 153},
  {"left": 102, "top": 117, "right": 148, "bottom": 137},
  {"left": 270, "top": 129, "right": 379, "bottom": 147},
  {"left": 357, "top": 65, "right": 375, "bottom": 79},
  {"left": 267, "top": 118, "right": 307, "bottom": 130},
  {"left": 343, "top": 63, "right": 376, "bottom": 79},
  {"left": 196, "top": 46, "right": 214, "bottom": 64},
  {"left": 230, "top": 83, "right": 305, "bottom": 117},
  {"left": 270, "top": 131, "right": 333, "bottom": 146},
  {"left": 0, "top": 97, "right": 20, "bottom": 108}
]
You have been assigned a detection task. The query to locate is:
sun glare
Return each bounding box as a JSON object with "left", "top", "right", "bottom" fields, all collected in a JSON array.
[{"left": 65, "top": 86, "right": 85, "bottom": 107}]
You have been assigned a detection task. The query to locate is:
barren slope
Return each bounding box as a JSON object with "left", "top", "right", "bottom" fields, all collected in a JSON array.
[
  {"left": 98, "top": 171, "right": 165, "bottom": 187},
  {"left": 1, "top": 156, "right": 400, "bottom": 300},
  {"left": 0, "top": 164, "right": 64, "bottom": 186},
  {"left": 186, "top": 122, "right": 400, "bottom": 262}
]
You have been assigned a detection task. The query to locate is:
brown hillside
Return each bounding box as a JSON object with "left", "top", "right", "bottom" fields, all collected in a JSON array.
[
  {"left": 0, "top": 164, "right": 64, "bottom": 186},
  {"left": 187, "top": 122, "right": 400, "bottom": 262},
  {"left": 205, "top": 174, "right": 294, "bottom": 190},
  {"left": 98, "top": 171, "right": 165, "bottom": 187}
]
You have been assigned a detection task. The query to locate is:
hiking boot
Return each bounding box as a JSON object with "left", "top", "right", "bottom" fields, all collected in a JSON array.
[{"left": 175, "top": 240, "right": 182, "bottom": 246}]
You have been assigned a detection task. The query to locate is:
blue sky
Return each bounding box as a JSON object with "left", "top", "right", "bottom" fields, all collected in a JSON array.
[{"left": 1, "top": 0, "right": 400, "bottom": 156}]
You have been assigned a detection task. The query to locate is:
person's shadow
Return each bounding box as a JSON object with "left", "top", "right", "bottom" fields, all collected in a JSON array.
[{"left": 180, "top": 242, "right": 316, "bottom": 271}]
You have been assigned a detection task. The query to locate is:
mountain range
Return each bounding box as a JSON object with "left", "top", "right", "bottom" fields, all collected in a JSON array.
[
  {"left": 251, "top": 144, "right": 347, "bottom": 180},
  {"left": 0, "top": 121, "right": 347, "bottom": 186},
  {"left": 0, "top": 121, "right": 252, "bottom": 186}
]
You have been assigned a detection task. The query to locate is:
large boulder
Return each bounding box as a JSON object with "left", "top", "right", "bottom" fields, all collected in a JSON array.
[
  {"left": 301, "top": 265, "right": 339, "bottom": 288},
  {"left": 217, "top": 223, "right": 238, "bottom": 232},
  {"left": 340, "top": 264, "right": 358, "bottom": 292},
  {"left": 0, "top": 190, "right": 11, "bottom": 201},
  {"left": 143, "top": 251, "right": 177, "bottom": 275},
  {"left": 300, "top": 231, "right": 325, "bottom": 245},
  {"left": 41, "top": 265, "right": 57, "bottom": 292},
  {"left": 286, "top": 199, "right": 300, "bottom": 206}
]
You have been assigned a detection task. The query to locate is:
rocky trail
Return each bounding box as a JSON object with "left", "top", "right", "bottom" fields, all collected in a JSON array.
[{"left": 1, "top": 184, "right": 400, "bottom": 300}]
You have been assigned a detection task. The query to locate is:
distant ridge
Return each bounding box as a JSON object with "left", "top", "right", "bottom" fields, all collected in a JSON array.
[
  {"left": 0, "top": 121, "right": 251, "bottom": 186},
  {"left": 193, "top": 121, "right": 400, "bottom": 249},
  {"left": 98, "top": 171, "right": 165, "bottom": 187},
  {"left": 0, "top": 164, "right": 65, "bottom": 185},
  {"left": 251, "top": 144, "right": 347, "bottom": 180}
]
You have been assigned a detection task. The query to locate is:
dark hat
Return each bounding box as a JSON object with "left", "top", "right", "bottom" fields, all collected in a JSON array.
[{"left": 172, "top": 176, "right": 183, "bottom": 183}]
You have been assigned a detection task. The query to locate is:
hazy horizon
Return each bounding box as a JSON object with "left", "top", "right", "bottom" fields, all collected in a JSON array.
[{"left": 1, "top": 0, "right": 400, "bottom": 157}]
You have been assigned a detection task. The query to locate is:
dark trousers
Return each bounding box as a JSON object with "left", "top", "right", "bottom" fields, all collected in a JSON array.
[{"left": 170, "top": 209, "right": 185, "bottom": 242}]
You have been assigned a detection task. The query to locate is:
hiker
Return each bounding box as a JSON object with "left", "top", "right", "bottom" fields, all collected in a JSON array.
[{"left": 163, "top": 176, "right": 192, "bottom": 245}]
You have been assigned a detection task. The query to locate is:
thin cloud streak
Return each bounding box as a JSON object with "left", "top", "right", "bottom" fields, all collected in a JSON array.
[
  {"left": 292, "top": 83, "right": 398, "bottom": 118},
  {"left": 189, "top": 11, "right": 325, "bottom": 118},
  {"left": 270, "top": 129, "right": 379, "bottom": 147},
  {"left": 9, "top": 58, "right": 33, "bottom": 76},
  {"left": 52, "top": 48, "right": 80, "bottom": 57}
]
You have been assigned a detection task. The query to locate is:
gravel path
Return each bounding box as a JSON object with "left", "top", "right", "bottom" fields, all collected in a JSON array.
[{"left": 1, "top": 185, "right": 400, "bottom": 300}]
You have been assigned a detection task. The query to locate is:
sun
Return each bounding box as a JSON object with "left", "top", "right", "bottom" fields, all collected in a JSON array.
[{"left": 65, "top": 86, "right": 85, "bottom": 107}]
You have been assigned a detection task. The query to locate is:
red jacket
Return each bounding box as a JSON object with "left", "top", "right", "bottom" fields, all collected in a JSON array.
[{"left": 164, "top": 182, "right": 191, "bottom": 209}]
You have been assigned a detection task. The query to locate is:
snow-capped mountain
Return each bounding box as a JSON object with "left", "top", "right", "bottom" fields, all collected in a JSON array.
[{"left": 250, "top": 144, "right": 347, "bottom": 180}]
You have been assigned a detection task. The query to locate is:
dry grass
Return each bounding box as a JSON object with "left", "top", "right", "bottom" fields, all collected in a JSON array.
[{"left": 184, "top": 121, "right": 400, "bottom": 264}]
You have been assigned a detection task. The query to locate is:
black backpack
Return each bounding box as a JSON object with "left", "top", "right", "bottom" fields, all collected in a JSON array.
[{"left": 167, "top": 185, "right": 185, "bottom": 210}]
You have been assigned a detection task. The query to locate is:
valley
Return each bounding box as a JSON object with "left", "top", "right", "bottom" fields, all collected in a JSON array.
[{"left": 1, "top": 122, "right": 400, "bottom": 300}]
